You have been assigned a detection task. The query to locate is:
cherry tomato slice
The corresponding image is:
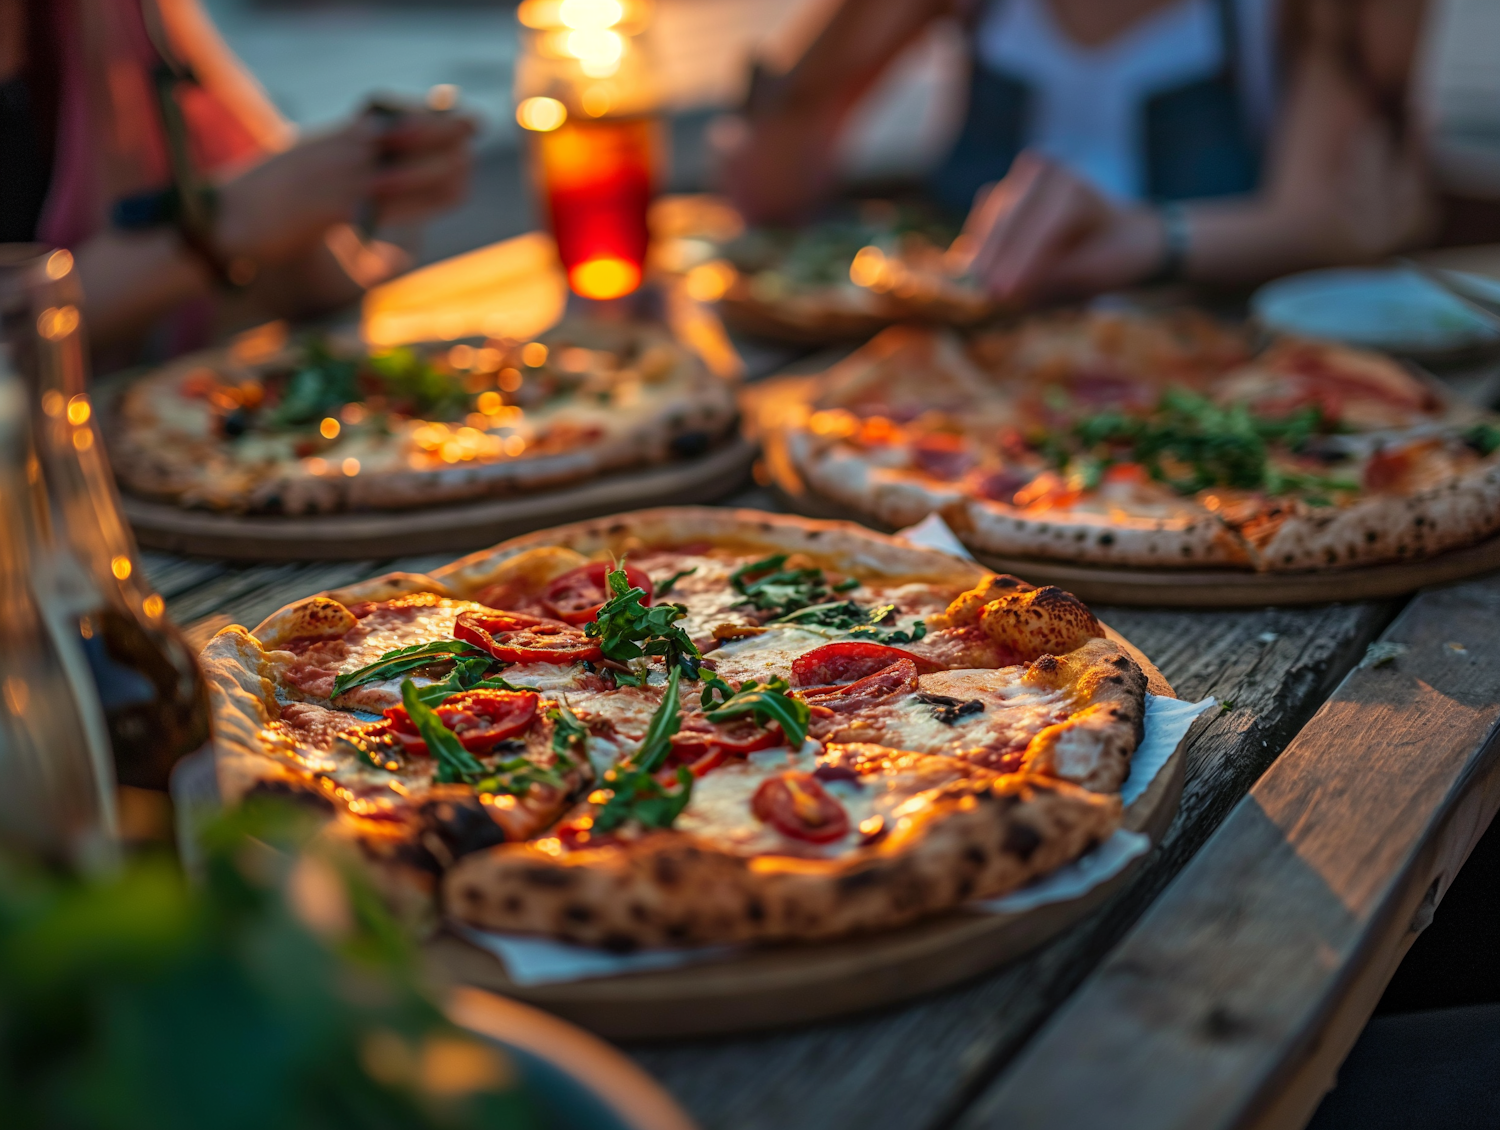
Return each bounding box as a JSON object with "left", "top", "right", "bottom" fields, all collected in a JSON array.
[
  {"left": 791, "top": 641, "right": 940, "bottom": 687},
  {"left": 752, "top": 771, "right": 850, "bottom": 843},
  {"left": 669, "top": 717, "right": 782, "bottom": 776},
  {"left": 801, "top": 660, "right": 920, "bottom": 714},
  {"left": 542, "top": 562, "right": 653, "bottom": 625},
  {"left": 384, "top": 689, "right": 540, "bottom": 754},
  {"left": 454, "top": 609, "right": 602, "bottom": 665}
]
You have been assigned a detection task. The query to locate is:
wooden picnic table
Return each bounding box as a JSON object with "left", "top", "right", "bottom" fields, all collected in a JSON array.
[{"left": 139, "top": 353, "right": 1500, "bottom": 1130}]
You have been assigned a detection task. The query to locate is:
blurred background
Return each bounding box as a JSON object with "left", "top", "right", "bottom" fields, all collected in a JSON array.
[{"left": 204, "top": 0, "right": 1500, "bottom": 267}]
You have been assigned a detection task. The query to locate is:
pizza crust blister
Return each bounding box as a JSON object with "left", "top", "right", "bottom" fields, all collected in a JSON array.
[{"left": 202, "top": 509, "right": 1153, "bottom": 948}]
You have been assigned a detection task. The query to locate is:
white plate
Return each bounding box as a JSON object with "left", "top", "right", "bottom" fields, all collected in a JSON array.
[{"left": 1251, "top": 267, "right": 1500, "bottom": 355}]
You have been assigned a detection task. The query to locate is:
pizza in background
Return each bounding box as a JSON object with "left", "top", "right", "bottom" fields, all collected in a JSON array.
[
  {"left": 201, "top": 509, "right": 1153, "bottom": 947},
  {"left": 769, "top": 313, "right": 1500, "bottom": 571},
  {"left": 108, "top": 321, "right": 735, "bottom": 514}
]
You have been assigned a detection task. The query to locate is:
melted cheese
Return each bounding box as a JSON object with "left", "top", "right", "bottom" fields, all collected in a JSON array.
[
  {"left": 851, "top": 670, "right": 1071, "bottom": 762},
  {"left": 709, "top": 625, "right": 839, "bottom": 684}
]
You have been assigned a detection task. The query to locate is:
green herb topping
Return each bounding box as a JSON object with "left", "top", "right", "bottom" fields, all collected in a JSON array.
[
  {"left": 399, "top": 679, "right": 486, "bottom": 785},
  {"left": 331, "top": 639, "right": 489, "bottom": 697},
  {"left": 774, "top": 600, "right": 927, "bottom": 644},
  {"left": 729, "top": 554, "right": 858, "bottom": 619},
  {"left": 586, "top": 565, "right": 702, "bottom": 681},
  {"left": 1040, "top": 388, "right": 1357, "bottom": 500},
  {"left": 700, "top": 674, "right": 811, "bottom": 749},
  {"left": 654, "top": 567, "right": 697, "bottom": 597},
  {"left": 592, "top": 667, "right": 693, "bottom": 833},
  {"left": 547, "top": 703, "right": 589, "bottom": 765}
]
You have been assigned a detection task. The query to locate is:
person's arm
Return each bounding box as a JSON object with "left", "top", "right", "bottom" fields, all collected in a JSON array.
[
  {"left": 722, "top": 0, "right": 959, "bottom": 222},
  {"left": 72, "top": 111, "right": 474, "bottom": 351},
  {"left": 960, "top": 0, "right": 1434, "bottom": 302}
]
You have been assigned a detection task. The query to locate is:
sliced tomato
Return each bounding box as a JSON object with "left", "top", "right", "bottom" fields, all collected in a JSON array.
[
  {"left": 668, "top": 716, "right": 782, "bottom": 776},
  {"left": 541, "top": 562, "right": 652, "bottom": 625},
  {"left": 454, "top": 609, "right": 601, "bottom": 665},
  {"left": 384, "top": 689, "right": 540, "bottom": 754},
  {"left": 752, "top": 772, "right": 850, "bottom": 843},
  {"left": 791, "top": 641, "right": 939, "bottom": 687},
  {"left": 801, "top": 659, "right": 920, "bottom": 714}
]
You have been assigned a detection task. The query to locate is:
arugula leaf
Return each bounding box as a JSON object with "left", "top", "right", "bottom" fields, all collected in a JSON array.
[
  {"left": 592, "top": 766, "right": 693, "bottom": 833},
  {"left": 654, "top": 567, "right": 697, "bottom": 597},
  {"left": 774, "top": 600, "right": 927, "bottom": 644},
  {"left": 1047, "top": 388, "right": 1352, "bottom": 501},
  {"left": 400, "top": 679, "right": 486, "bottom": 785},
  {"left": 472, "top": 756, "right": 567, "bottom": 797},
  {"left": 409, "top": 656, "right": 519, "bottom": 707},
  {"left": 547, "top": 703, "right": 589, "bottom": 766},
  {"left": 634, "top": 666, "right": 683, "bottom": 773},
  {"left": 1465, "top": 423, "right": 1500, "bottom": 456},
  {"left": 331, "top": 639, "right": 488, "bottom": 697},
  {"left": 730, "top": 554, "right": 854, "bottom": 618},
  {"left": 268, "top": 337, "right": 363, "bottom": 428},
  {"left": 701, "top": 674, "right": 810, "bottom": 749},
  {"left": 590, "top": 668, "right": 692, "bottom": 833},
  {"left": 585, "top": 566, "right": 702, "bottom": 680}
]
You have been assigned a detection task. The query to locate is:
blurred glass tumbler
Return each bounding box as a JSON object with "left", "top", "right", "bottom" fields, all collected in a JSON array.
[
  {"left": 515, "top": 0, "right": 663, "bottom": 301},
  {"left": 0, "top": 355, "right": 117, "bottom": 863},
  {"left": 0, "top": 246, "right": 211, "bottom": 795}
]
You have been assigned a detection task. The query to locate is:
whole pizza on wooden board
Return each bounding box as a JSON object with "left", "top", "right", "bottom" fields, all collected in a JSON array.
[
  {"left": 201, "top": 508, "right": 1167, "bottom": 949},
  {"left": 108, "top": 320, "right": 735, "bottom": 514},
  {"left": 759, "top": 312, "right": 1500, "bottom": 572}
]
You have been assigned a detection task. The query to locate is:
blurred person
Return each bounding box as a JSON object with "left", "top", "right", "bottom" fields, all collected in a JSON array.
[
  {"left": 724, "top": 0, "right": 1435, "bottom": 304},
  {"left": 0, "top": 0, "right": 475, "bottom": 359}
]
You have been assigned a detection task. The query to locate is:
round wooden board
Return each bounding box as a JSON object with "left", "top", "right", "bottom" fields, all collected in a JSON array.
[
  {"left": 427, "top": 638, "right": 1180, "bottom": 1042},
  {"left": 120, "top": 436, "right": 757, "bottom": 562},
  {"left": 748, "top": 392, "right": 1500, "bottom": 607}
]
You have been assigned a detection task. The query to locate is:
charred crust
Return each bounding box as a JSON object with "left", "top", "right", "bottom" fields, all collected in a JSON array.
[
  {"left": 244, "top": 779, "right": 335, "bottom": 813},
  {"left": 602, "top": 932, "right": 639, "bottom": 954},
  {"left": 1003, "top": 822, "right": 1043, "bottom": 861},
  {"left": 562, "top": 903, "right": 594, "bottom": 923},
  {"left": 521, "top": 866, "right": 576, "bottom": 889}
]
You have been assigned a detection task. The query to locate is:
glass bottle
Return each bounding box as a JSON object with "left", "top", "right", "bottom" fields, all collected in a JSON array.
[
  {"left": 0, "top": 246, "right": 211, "bottom": 792},
  {"left": 0, "top": 357, "right": 118, "bottom": 864}
]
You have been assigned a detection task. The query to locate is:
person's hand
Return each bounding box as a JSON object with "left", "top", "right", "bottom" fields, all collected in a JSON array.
[
  {"left": 212, "top": 110, "right": 475, "bottom": 269},
  {"left": 956, "top": 151, "right": 1167, "bottom": 304}
]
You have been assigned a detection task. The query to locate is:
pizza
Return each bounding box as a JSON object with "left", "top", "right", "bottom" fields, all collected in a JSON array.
[
  {"left": 764, "top": 312, "right": 1500, "bottom": 571},
  {"left": 200, "top": 508, "right": 1159, "bottom": 948},
  {"left": 699, "top": 202, "right": 992, "bottom": 342},
  {"left": 108, "top": 320, "right": 735, "bottom": 514}
]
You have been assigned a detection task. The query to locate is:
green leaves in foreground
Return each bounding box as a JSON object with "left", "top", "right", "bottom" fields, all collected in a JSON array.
[
  {"left": 592, "top": 667, "right": 693, "bottom": 834},
  {"left": 701, "top": 674, "right": 810, "bottom": 749},
  {"left": 586, "top": 565, "right": 701, "bottom": 681},
  {"left": 730, "top": 554, "right": 857, "bottom": 618},
  {"left": 0, "top": 798, "right": 542, "bottom": 1129}
]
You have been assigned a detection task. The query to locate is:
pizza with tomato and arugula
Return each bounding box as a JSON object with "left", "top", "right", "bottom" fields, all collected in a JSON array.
[
  {"left": 766, "top": 315, "right": 1500, "bottom": 572},
  {"left": 201, "top": 509, "right": 1156, "bottom": 949},
  {"left": 108, "top": 320, "right": 734, "bottom": 514}
]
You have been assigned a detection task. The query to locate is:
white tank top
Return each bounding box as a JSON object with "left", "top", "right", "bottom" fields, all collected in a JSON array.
[{"left": 976, "top": 0, "right": 1277, "bottom": 200}]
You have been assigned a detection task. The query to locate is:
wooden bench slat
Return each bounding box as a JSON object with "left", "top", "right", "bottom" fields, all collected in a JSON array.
[{"left": 959, "top": 577, "right": 1500, "bottom": 1130}]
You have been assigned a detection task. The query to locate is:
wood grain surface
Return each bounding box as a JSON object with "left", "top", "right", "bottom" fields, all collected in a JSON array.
[
  {"left": 962, "top": 575, "right": 1500, "bottom": 1130},
  {"left": 139, "top": 506, "right": 1396, "bottom": 1130}
]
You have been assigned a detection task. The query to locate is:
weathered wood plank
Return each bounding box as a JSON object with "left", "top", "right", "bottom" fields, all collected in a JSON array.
[
  {"left": 626, "top": 601, "right": 1394, "bottom": 1130},
  {"left": 961, "top": 577, "right": 1500, "bottom": 1130}
]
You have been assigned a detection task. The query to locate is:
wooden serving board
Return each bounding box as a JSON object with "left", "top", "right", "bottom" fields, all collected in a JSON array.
[
  {"left": 428, "top": 637, "right": 1182, "bottom": 1042},
  {"left": 121, "top": 436, "right": 757, "bottom": 562},
  {"left": 749, "top": 388, "right": 1500, "bottom": 607}
]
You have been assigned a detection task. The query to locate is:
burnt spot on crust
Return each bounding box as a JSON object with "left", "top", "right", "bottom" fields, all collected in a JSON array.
[
  {"left": 602, "top": 932, "right": 639, "bottom": 954},
  {"left": 521, "top": 866, "right": 576, "bottom": 889},
  {"left": 935, "top": 573, "right": 1036, "bottom": 628},
  {"left": 1004, "top": 822, "right": 1043, "bottom": 861},
  {"left": 414, "top": 794, "right": 507, "bottom": 873},
  {"left": 562, "top": 903, "right": 594, "bottom": 924},
  {"left": 836, "top": 867, "right": 887, "bottom": 896},
  {"left": 654, "top": 854, "right": 682, "bottom": 887}
]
